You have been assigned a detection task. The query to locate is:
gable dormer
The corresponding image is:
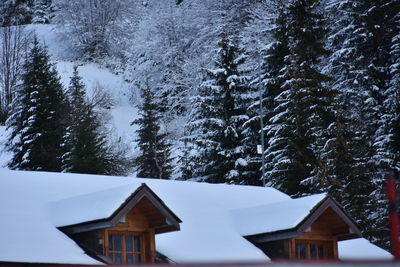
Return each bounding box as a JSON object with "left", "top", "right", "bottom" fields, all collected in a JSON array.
[
  {"left": 58, "top": 184, "right": 181, "bottom": 264},
  {"left": 239, "top": 195, "right": 361, "bottom": 260}
]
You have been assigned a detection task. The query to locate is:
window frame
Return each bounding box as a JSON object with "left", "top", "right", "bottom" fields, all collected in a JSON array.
[
  {"left": 294, "top": 240, "right": 328, "bottom": 260},
  {"left": 105, "top": 230, "right": 145, "bottom": 264}
]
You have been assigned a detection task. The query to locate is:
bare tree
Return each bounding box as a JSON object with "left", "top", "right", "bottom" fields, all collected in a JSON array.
[
  {"left": 53, "top": 0, "right": 125, "bottom": 59},
  {"left": 0, "top": 25, "right": 31, "bottom": 123}
]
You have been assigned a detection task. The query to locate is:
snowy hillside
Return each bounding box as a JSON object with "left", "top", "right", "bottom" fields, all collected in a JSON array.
[{"left": 0, "top": 24, "right": 142, "bottom": 170}]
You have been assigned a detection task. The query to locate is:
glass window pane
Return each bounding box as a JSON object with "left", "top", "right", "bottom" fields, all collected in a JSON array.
[
  {"left": 126, "top": 236, "right": 133, "bottom": 251},
  {"left": 318, "top": 245, "right": 324, "bottom": 258},
  {"left": 108, "top": 235, "right": 113, "bottom": 250},
  {"left": 134, "top": 254, "right": 142, "bottom": 263},
  {"left": 310, "top": 244, "right": 317, "bottom": 259},
  {"left": 115, "top": 253, "right": 122, "bottom": 264},
  {"left": 114, "top": 235, "right": 122, "bottom": 251},
  {"left": 126, "top": 253, "right": 133, "bottom": 264},
  {"left": 134, "top": 236, "right": 141, "bottom": 252},
  {"left": 296, "top": 243, "right": 306, "bottom": 259}
]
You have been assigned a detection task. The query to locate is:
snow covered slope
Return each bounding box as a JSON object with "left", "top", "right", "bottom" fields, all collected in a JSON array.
[{"left": 0, "top": 24, "right": 141, "bottom": 169}]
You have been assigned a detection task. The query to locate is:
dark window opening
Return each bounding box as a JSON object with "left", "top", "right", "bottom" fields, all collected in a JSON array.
[{"left": 107, "top": 232, "right": 143, "bottom": 264}]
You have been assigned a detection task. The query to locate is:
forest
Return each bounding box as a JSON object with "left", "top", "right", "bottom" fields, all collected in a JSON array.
[{"left": 0, "top": 0, "right": 399, "bottom": 251}]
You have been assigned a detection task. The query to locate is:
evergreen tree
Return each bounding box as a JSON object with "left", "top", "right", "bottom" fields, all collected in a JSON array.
[
  {"left": 0, "top": 0, "right": 34, "bottom": 26},
  {"left": 264, "top": 0, "right": 334, "bottom": 196},
  {"left": 133, "top": 84, "right": 173, "bottom": 179},
  {"left": 325, "top": 0, "right": 400, "bottom": 248},
  {"left": 185, "top": 35, "right": 251, "bottom": 184},
  {"left": 367, "top": 0, "right": 400, "bottom": 249},
  {"left": 62, "top": 66, "right": 115, "bottom": 175},
  {"left": 7, "top": 37, "right": 67, "bottom": 171},
  {"left": 32, "top": 0, "right": 52, "bottom": 24},
  {"left": 246, "top": 1, "right": 290, "bottom": 187}
]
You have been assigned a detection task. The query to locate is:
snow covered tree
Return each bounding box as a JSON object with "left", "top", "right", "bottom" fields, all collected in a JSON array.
[
  {"left": 133, "top": 84, "right": 173, "bottom": 179},
  {"left": 185, "top": 36, "right": 251, "bottom": 184},
  {"left": 53, "top": 0, "right": 127, "bottom": 59},
  {"left": 242, "top": 1, "right": 290, "bottom": 186},
  {"left": 7, "top": 37, "right": 67, "bottom": 171},
  {"left": 366, "top": 0, "right": 400, "bottom": 249},
  {"left": 0, "top": 24, "right": 31, "bottom": 123},
  {"left": 325, "top": 0, "right": 400, "bottom": 248},
  {"left": 264, "top": 0, "right": 335, "bottom": 196},
  {"left": 62, "top": 66, "right": 118, "bottom": 175},
  {"left": 32, "top": 0, "right": 52, "bottom": 24},
  {"left": 0, "top": 0, "right": 34, "bottom": 26}
]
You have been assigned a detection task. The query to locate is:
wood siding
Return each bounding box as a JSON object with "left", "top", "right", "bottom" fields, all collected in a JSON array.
[
  {"left": 103, "top": 198, "right": 157, "bottom": 263},
  {"left": 289, "top": 207, "right": 342, "bottom": 259}
]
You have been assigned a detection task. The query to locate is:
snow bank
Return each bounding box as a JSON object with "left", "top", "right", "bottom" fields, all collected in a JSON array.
[{"left": 338, "top": 238, "right": 393, "bottom": 260}]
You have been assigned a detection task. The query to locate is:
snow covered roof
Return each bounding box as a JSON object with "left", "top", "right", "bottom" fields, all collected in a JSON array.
[
  {"left": 231, "top": 194, "right": 328, "bottom": 236},
  {"left": 0, "top": 169, "right": 393, "bottom": 264}
]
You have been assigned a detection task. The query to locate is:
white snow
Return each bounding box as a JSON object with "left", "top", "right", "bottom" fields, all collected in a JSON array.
[
  {"left": 0, "top": 169, "right": 393, "bottom": 264},
  {"left": 339, "top": 238, "right": 393, "bottom": 260},
  {"left": 231, "top": 194, "right": 327, "bottom": 236},
  {"left": 0, "top": 170, "right": 102, "bottom": 264}
]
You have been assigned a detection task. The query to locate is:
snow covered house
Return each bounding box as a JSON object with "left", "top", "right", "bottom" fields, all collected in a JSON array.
[{"left": 0, "top": 170, "right": 392, "bottom": 265}]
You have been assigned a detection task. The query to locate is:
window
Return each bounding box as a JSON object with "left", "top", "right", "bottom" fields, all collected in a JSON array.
[
  {"left": 295, "top": 240, "right": 326, "bottom": 260},
  {"left": 107, "top": 232, "right": 143, "bottom": 264}
]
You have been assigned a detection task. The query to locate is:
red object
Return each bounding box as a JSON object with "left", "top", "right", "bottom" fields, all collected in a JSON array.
[{"left": 387, "top": 177, "right": 400, "bottom": 259}]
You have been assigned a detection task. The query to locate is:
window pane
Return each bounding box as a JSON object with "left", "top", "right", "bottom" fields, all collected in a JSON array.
[
  {"left": 318, "top": 245, "right": 324, "bottom": 258},
  {"left": 114, "top": 253, "right": 122, "bottom": 264},
  {"left": 113, "top": 235, "right": 122, "bottom": 251},
  {"left": 126, "top": 236, "right": 133, "bottom": 251},
  {"left": 310, "top": 244, "right": 317, "bottom": 259},
  {"left": 134, "top": 236, "right": 141, "bottom": 252},
  {"left": 126, "top": 254, "right": 133, "bottom": 264},
  {"left": 296, "top": 243, "right": 306, "bottom": 259},
  {"left": 134, "top": 254, "right": 142, "bottom": 263},
  {"left": 108, "top": 235, "right": 113, "bottom": 250}
]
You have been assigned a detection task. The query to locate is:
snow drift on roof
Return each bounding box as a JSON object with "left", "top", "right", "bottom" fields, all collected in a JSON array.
[{"left": 231, "top": 193, "right": 327, "bottom": 236}]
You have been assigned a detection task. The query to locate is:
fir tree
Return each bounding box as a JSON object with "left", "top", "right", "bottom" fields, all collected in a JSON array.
[
  {"left": 185, "top": 35, "right": 251, "bottom": 184},
  {"left": 264, "top": 0, "right": 334, "bottom": 196},
  {"left": 32, "top": 0, "right": 52, "bottom": 24},
  {"left": 7, "top": 37, "right": 67, "bottom": 171},
  {"left": 367, "top": 0, "right": 400, "bottom": 249},
  {"left": 61, "top": 66, "right": 114, "bottom": 175},
  {"left": 133, "top": 84, "right": 173, "bottom": 179}
]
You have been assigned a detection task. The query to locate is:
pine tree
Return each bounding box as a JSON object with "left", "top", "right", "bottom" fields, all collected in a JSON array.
[
  {"left": 264, "top": 0, "right": 334, "bottom": 196},
  {"left": 61, "top": 66, "right": 114, "bottom": 175},
  {"left": 245, "top": 1, "right": 290, "bottom": 187},
  {"left": 0, "top": 0, "right": 34, "bottom": 26},
  {"left": 367, "top": 0, "right": 400, "bottom": 249},
  {"left": 7, "top": 37, "right": 67, "bottom": 171},
  {"left": 326, "top": 0, "right": 399, "bottom": 248},
  {"left": 32, "top": 0, "right": 52, "bottom": 24},
  {"left": 185, "top": 35, "right": 251, "bottom": 184},
  {"left": 133, "top": 85, "right": 173, "bottom": 179}
]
